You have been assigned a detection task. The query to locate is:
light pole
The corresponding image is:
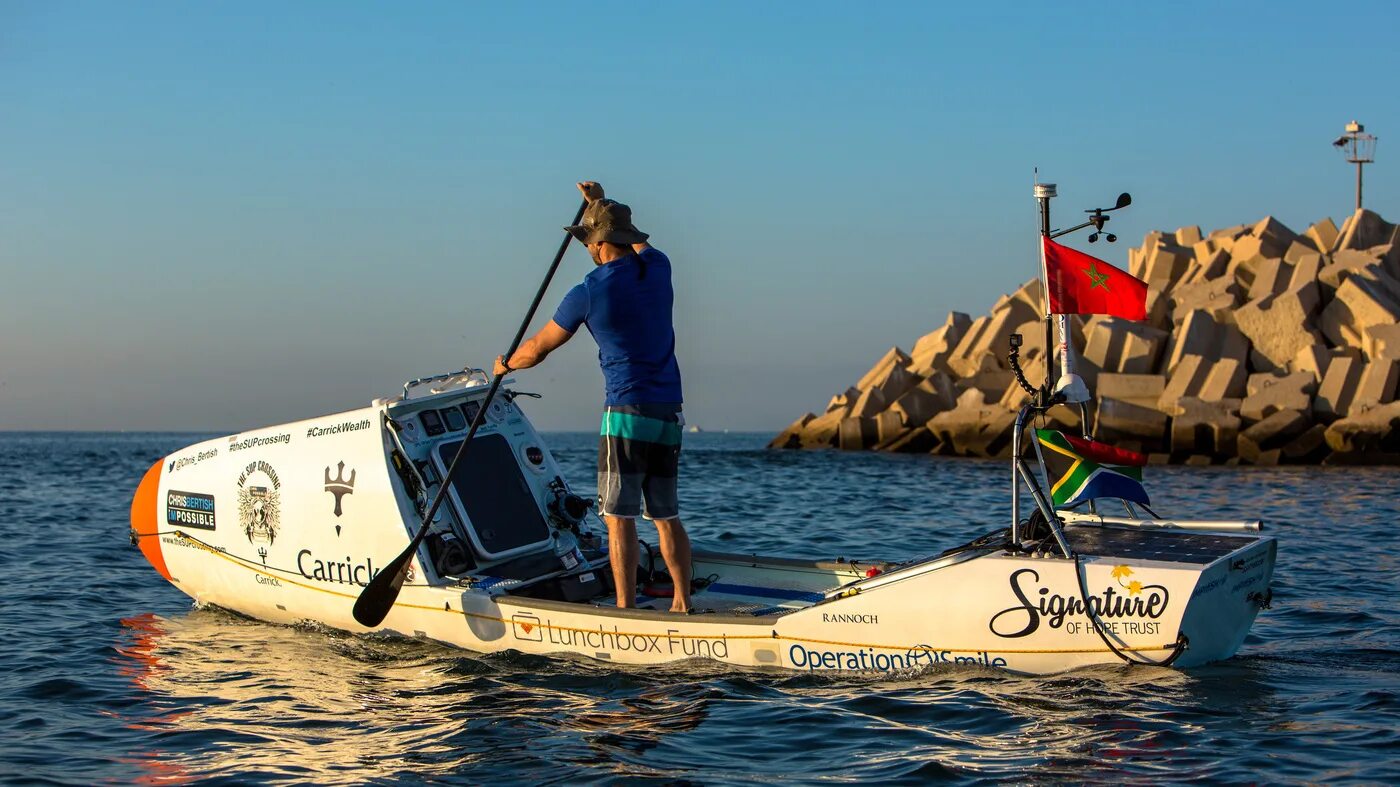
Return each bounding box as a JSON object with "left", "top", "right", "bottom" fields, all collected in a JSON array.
[{"left": 1333, "top": 120, "right": 1377, "bottom": 212}]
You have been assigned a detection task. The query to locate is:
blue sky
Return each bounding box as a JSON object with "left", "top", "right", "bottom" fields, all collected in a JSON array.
[{"left": 1, "top": 1, "right": 1396, "bottom": 431}]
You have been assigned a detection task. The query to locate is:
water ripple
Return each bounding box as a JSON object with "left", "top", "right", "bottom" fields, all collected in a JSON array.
[{"left": 0, "top": 431, "right": 1396, "bottom": 784}]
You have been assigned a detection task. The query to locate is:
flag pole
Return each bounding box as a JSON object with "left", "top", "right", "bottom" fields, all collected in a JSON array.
[
  {"left": 1034, "top": 181, "right": 1056, "bottom": 404},
  {"left": 1035, "top": 181, "right": 1092, "bottom": 432}
]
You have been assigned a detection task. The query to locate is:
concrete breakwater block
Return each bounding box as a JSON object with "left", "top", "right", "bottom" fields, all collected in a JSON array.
[
  {"left": 1096, "top": 397, "right": 1168, "bottom": 445},
  {"left": 1241, "top": 372, "right": 1315, "bottom": 423},
  {"left": 1084, "top": 319, "right": 1168, "bottom": 375},
  {"left": 770, "top": 209, "right": 1400, "bottom": 464},
  {"left": 908, "top": 312, "right": 972, "bottom": 376},
  {"left": 927, "top": 390, "right": 1017, "bottom": 458},
  {"left": 1315, "top": 355, "right": 1365, "bottom": 421},
  {"left": 1324, "top": 401, "right": 1400, "bottom": 461},
  {"left": 1306, "top": 217, "right": 1340, "bottom": 253},
  {"left": 1320, "top": 275, "right": 1400, "bottom": 354},
  {"left": 1165, "top": 397, "right": 1241, "bottom": 458},
  {"left": 1165, "top": 310, "right": 1249, "bottom": 375},
  {"left": 1170, "top": 276, "right": 1239, "bottom": 322},
  {"left": 1158, "top": 355, "right": 1246, "bottom": 410},
  {"left": 889, "top": 374, "right": 957, "bottom": 428},
  {"left": 1238, "top": 409, "right": 1312, "bottom": 465},
  {"left": 1365, "top": 324, "right": 1400, "bottom": 362},
  {"left": 1236, "top": 290, "right": 1324, "bottom": 372},
  {"left": 1354, "top": 360, "right": 1400, "bottom": 412}
]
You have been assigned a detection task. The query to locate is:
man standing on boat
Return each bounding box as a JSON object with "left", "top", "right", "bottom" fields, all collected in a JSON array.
[{"left": 493, "top": 181, "right": 692, "bottom": 614}]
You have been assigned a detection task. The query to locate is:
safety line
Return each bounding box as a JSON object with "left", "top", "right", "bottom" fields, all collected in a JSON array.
[
  {"left": 146, "top": 529, "right": 434, "bottom": 587},
  {"left": 173, "top": 532, "right": 442, "bottom": 603}
]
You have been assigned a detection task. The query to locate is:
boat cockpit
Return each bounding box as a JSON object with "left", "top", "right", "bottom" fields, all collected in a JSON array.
[{"left": 374, "top": 370, "right": 881, "bottom": 617}]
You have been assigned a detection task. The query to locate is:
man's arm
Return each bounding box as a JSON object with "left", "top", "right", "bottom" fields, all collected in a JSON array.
[{"left": 494, "top": 320, "right": 574, "bottom": 376}]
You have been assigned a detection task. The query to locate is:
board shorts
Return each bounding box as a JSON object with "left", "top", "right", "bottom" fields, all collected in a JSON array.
[{"left": 597, "top": 403, "right": 683, "bottom": 520}]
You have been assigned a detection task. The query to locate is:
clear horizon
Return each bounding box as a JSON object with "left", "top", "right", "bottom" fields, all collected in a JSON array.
[{"left": 1, "top": 1, "right": 1396, "bottom": 433}]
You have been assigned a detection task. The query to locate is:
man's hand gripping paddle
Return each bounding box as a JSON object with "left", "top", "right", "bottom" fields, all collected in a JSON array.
[{"left": 352, "top": 200, "right": 588, "bottom": 628}]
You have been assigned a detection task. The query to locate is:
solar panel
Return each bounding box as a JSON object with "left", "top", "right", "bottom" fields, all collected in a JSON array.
[{"left": 1065, "top": 526, "right": 1258, "bottom": 564}]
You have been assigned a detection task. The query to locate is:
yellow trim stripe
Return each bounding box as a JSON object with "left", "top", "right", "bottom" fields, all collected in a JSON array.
[{"left": 173, "top": 532, "right": 1179, "bottom": 656}]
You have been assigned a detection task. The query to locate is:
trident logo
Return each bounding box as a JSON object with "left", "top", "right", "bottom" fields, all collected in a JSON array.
[{"left": 324, "top": 461, "right": 356, "bottom": 534}]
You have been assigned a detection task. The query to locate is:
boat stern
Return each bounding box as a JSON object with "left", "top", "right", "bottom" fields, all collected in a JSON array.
[{"left": 1174, "top": 534, "right": 1277, "bottom": 667}]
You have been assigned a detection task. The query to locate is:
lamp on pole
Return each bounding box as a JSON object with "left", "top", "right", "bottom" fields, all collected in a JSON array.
[{"left": 1332, "top": 120, "right": 1377, "bottom": 212}]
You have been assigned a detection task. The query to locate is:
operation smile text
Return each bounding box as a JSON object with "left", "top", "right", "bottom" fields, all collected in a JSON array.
[{"left": 789, "top": 644, "right": 1008, "bottom": 672}]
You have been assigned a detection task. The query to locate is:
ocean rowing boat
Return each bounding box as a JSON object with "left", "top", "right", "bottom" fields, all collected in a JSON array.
[
  {"left": 130, "top": 366, "right": 1275, "bottom": 675},
  {"left": 128, "top": 185, "right": 1277, "bottom": 675}
]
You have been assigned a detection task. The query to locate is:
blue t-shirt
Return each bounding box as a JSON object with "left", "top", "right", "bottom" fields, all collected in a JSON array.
[{"left": 552, "top": 248, "right": 683, "bottom": 406}]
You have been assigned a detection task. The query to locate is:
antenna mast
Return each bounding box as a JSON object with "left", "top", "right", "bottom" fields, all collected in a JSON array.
[{"left": 1333, "top": 120, "right": 1377, "bottom": 212}]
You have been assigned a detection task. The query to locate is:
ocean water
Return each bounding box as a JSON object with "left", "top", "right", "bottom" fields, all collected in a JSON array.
[{"left": 1, "top": 431, "right": 1397, "bottom": 785}]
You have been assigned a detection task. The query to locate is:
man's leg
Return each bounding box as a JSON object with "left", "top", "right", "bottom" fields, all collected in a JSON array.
[
  {"left": 654, "top": 518, "right": 692, "bottom": 613},
  {"left": 599, "top": 405, "right": 645, "bottom": 609},
  {"left": 637, "top": 404, "right": 687, "bottom": 613},
  {"left": 606, "top": 515, "right": 639, "bottom": 608}
]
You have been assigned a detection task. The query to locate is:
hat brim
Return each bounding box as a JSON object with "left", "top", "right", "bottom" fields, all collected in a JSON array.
[{"left": 564, "top": 225, "right": 650, "bottom": 246}]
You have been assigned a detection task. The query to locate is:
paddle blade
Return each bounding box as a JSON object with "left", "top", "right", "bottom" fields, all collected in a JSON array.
[{"left": 352, "top": 541, "right": 416, "bottom": 628}]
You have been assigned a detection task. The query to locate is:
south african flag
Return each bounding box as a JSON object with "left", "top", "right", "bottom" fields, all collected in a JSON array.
[{"left": 1035, "top": 429, "right": 1149, "bottom": 508}]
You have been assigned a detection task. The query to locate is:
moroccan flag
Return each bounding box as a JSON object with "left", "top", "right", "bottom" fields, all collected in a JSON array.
[
  {"left": 1043, "top": 236, "right": 1148, "bottom": 320},
  {"left": 1035, "top": 428, "right": 1149, "bottom": 508}
]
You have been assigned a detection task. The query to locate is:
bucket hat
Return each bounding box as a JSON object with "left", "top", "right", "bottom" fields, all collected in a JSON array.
[{"left": 564, "top": 199, "right": 649, "bottom": 246}]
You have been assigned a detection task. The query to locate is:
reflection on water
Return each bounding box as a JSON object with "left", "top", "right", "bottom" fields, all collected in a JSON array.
[
  {"left": 2, "top": 432, "right": 1398, "bottom": 783},
  {"left": 113, "top": 609, "right": 723, "bottom": 783},
  {"left": 109, "top": 607, "right": 1288, "bottom": 784}
]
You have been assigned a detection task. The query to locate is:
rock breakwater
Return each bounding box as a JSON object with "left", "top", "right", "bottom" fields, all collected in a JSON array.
[{"left": 771, "top": 209, "right": 1400, "bottom": 465}]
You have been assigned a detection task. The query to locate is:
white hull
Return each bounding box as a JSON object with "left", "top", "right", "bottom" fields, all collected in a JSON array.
[{"left": 131, "top": 375, "right": 1276, "bottom": 675}]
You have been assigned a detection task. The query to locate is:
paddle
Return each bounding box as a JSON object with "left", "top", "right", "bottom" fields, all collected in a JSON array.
[{"left": 352, "top": 199, "right": 588, "bottom": 628}]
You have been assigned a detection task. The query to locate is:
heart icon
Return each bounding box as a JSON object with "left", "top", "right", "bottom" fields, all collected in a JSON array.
[{"left": 521, "top": 623, "right": 534, "bottom": 633}]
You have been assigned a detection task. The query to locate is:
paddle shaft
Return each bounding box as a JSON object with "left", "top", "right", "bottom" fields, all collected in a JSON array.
[{"left": 353, "top": 200, "right": 588, "bottom": 628}]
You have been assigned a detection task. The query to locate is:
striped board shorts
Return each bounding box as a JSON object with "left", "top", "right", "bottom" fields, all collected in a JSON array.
[{"left": 597, "top": 403, "right": 683, "bottom": 520}]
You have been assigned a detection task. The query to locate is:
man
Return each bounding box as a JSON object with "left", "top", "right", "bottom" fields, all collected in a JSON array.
[{"left": 494, "top": 181, "right": 692, "bottom": 613}]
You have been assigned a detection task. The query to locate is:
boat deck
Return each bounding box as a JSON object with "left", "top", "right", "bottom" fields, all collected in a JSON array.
[
  {"left": 595, "top": 580, "right": 826, "bottom": 617},
  {"left": 1064, "top": 525, "right": 1260, "bottom": 564},
  {"left": 499, "top": 526, "right": 1262, "bottom": 617}
]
